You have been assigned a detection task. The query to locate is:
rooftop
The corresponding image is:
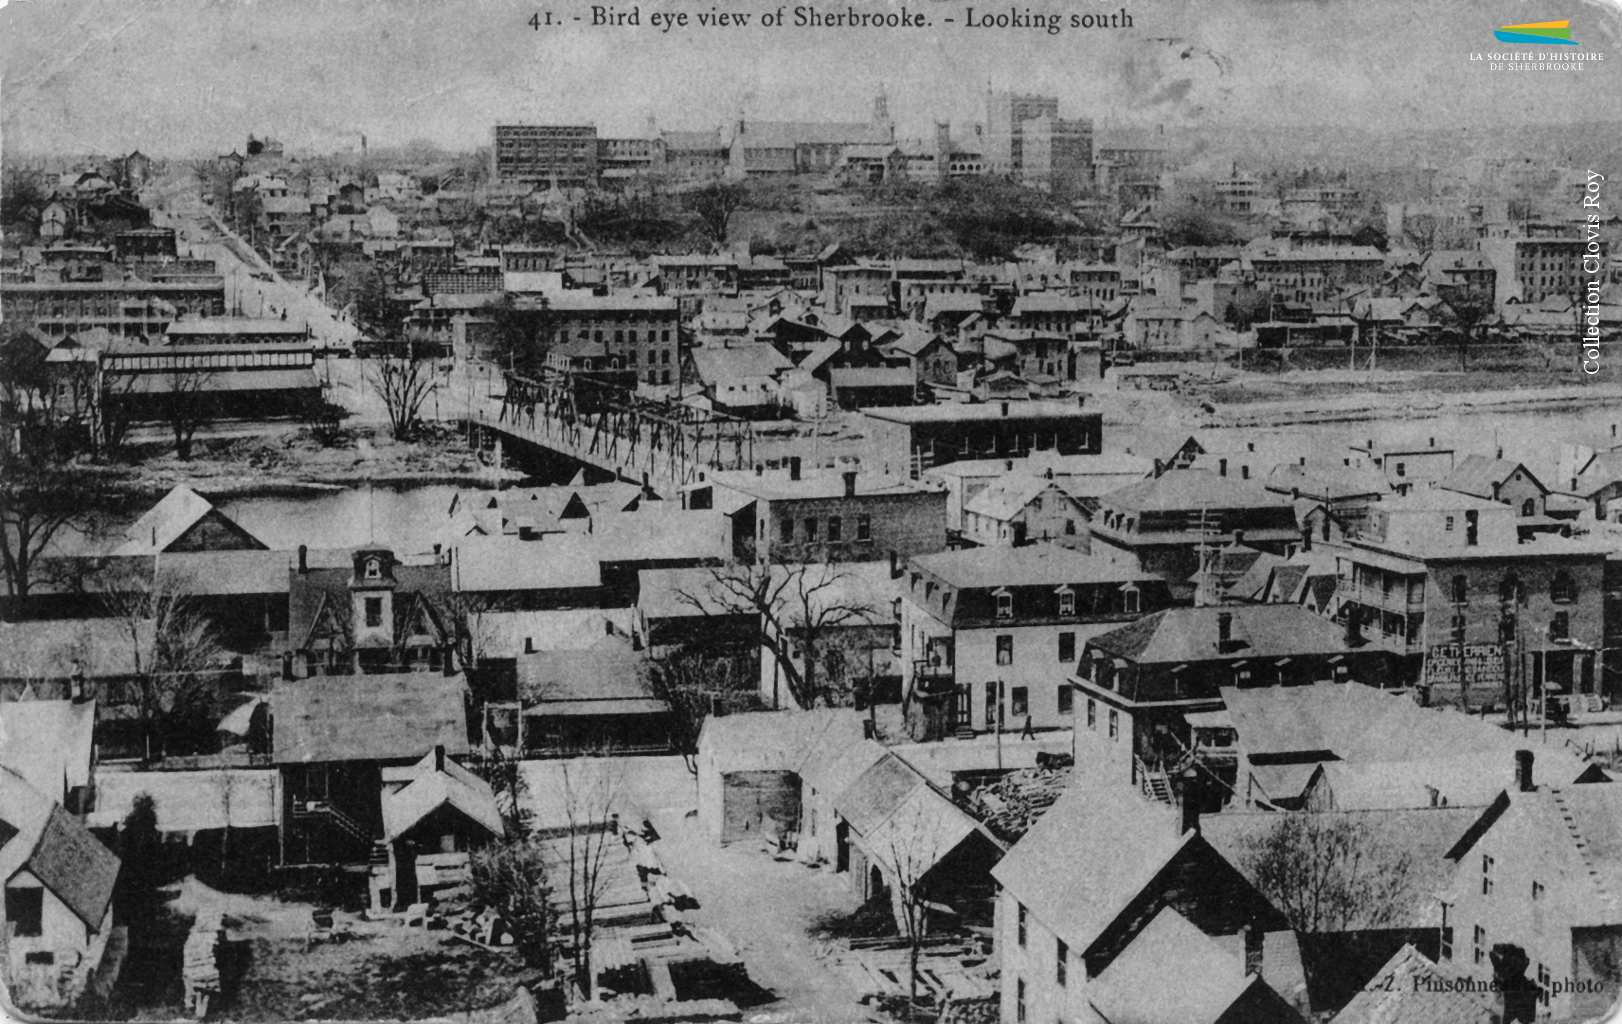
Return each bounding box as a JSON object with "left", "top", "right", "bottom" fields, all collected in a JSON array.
[
  {"left": 911, "top": 543, "right": 1150, "bottom": 589},
  {"left": 1087, "top": 605, "right": 1353, "bottom": 664},
  {"left": 861, "top": 400, "right": 1095, "bottom": 425},
  {"left": 271, "top": 673, "right": 470, "bottom": 765}
]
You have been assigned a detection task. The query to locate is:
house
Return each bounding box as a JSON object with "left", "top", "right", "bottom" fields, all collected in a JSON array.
[
  {"left": 960, "top": 471, "right": 1091, "bottom": 550},
  {"left": 694, "top": 461, "right": 947, "bottom": 564},
  {"left": 925, "top": 452, "right": 1151, "bottom": 534},
  {"left": 694, "top": 709, "right": 867, "bottom": 845},
  {"left": 1089, "top": 471, "right": 1301, "bottom": 598},
  {"left": 1435, "top": 454, "right": 1552, "bottom": 523},
  {"left": 634, "top": 565, "right": 760, "bottom": 655},
  {"left": 992, "top": 777, "right": 1300, "bottom": 1024},
  {"left": 288, "top": 546, "right": 455, "bottom": 676},
  {"left": 686, "top": 342, "right": 791, "bottom": 416},
  {"left": 828, "top": 366, "right": 916, "bottom": 410},
  {"left": 1332, "top": 489, "right": 1612, "bottom": 706},
  {"left": 1072, "top": 609, "right": 1398, "bottom": 801},
  {"left": 830, "top": 751, "right": 1006, "bottom": 931},
  {"left": 509, "top": 630, "right": 671, "bottom": 757},
  {"left": 0, "top": 767, "right": 121, "bottom": 1011},
  {"left": 271, "top": 670, "right": 472, "bottom": 866},
  {"left": 899, "top": 544, "right": 1172, "bottom": 741},
  {"left": 370, "top": 746, "right": 503, "bottom": 914},
  {"left": 1348, "top": 437, "right": 1456, "bottom": 494},
  {"left": 1439, "top": 759, "right": 1622, "bottom": 1021}
]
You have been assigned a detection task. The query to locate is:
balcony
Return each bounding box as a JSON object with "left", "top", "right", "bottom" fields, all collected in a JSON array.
[{"left": 911, "top": 660, "right": 956, "bottom": 698}]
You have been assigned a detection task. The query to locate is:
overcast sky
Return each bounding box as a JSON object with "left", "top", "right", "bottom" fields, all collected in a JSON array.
[{"left": 2, "top": 0, "right": 1620, "bottom": 156}]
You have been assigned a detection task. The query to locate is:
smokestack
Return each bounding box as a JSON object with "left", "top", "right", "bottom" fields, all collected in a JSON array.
[
  {"left": 756, "top": 463, "right": 764, "bottom": 477},
  {"left": 790, "top": 456, "right": 802, "bottom": 481},
  {"left": 889, "top": 550, "right": 903, "bottom": 580},
  {"left": 1515, "top": 750, "right": 1534, "bottom": 793},
  {"left": 843, "top": 470, "right": 857, "bottom": 498},
  {"left": 298, "top": 544, "right": 308, "bottom": 574},
  {"left": 524, "top": 636, "right": 535, "bottom": 655},
  {"left": 1217, "top": 612, "right": 1233, "bottom": 646},
  {"left": 605, "top": 618, "right": 615, "bottom": 636},
  {"left": 1429, "top": 437, "right": 1436, "bottom": 448},
  {"left": 1301, "top": 524, "right": 1312, "bottom": 552},
  {"left": 435, "top": 744, "right": 445, "bottom": 773},
  {"left": 1219, "top": 458, "right": 1228, "bottom": 477},
  {"left": 1491, "top": 481, "right": 1501, "bottom": 501},
  {"left": 1241, "top": 465, "right": 1250, "bottom": 480}
]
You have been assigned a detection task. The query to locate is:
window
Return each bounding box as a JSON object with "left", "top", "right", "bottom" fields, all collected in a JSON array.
[
  {"left": 6, "top": 887, "right": 42, "bottom": 937},
  {"left": 661, "top": 370, "right": 671, "bottom": 385},
  {"left": 1087, "top": 698, "right": 1096, "bottom": 729},
  {"left": 628, "top": 350, "right": 637, "bottom": 365},
  {"left": 1537, "top": 963, "right": 1551, "bottom": 1008},
  {"left": 364, "top": 597, "right": 383, "bottom": 628},
  {"left": 1452, "top": 575, "right": 1469, "bottom": 605},
  {"left": 1058, "top": 632, "right": 1076, "bottom": 663},
  {"left": 986, "top": 681, "right": 998, "bottom": 727},
  {"left": 857, "top": 514, "right": 871, "bottom": 541},
  {"left": 1445, "top": 516, "right": 1455, "bottom": 532},
  {"left": 1059, "top": 590, "right": 1075, "bottom": 617},
  {"left": 1056, "top": 939, "right": 1068, "bottom": 987},
  {"left": 1439, "top": 903, "right": 1453, "bottom": 961},
  {"left": 1123, "top": 588, "right": 1140, "bottom": 614},
  {"left": 1011, "top": 686, "right": 1028, "bottom": 717},
  {"left": 1108, "top": 709, "right": 1119, "bottom": 740},
  {"left": 1473, "top": 925, "right": 1487, "bottom": 964},
  {"left": 1057, "top": 685, "right": 1073, "bottom": 716},
  {"left": 781, "top": 518, "right": 794, "bottom": 543},
  {"left": 661, "top": 349, "right": 671, "bottom": 364},
  {"left": 804, "top": 518, "right": 818, "bottom": 541},
  {"left": 364, "top": 558, "right": 382, "bottom": 580},
  {"left": 1396, "top": 462, "right": 1406, "bottom": 478},
  {"left": 1015, "top": 979, "right": 1026, "bottom": 1024},
  {"left": 1532, "top": 879, "right": 1545, "bottom": 902},
  {"left": 1482, "top": 854, "right": 1494, "bottom": 896},
  {"left": 1521, "top": 498, "right": 1536, "bottom": 517},
  {"left": 996, "top": 591, "right": 1013, "bottom": 618},
  {"left": 1465, "top": 510, "right": 1478, "bottom": 546},
  {"left": 1550, "top": 612, "right": 1569, "bottom": 641},
  {"left": 1017, "top": 903, "right": 1027, "bottom": 947},
  {"left": 996, "top": 635, "right": 1013, "bottom": 666},
  {"left": 828, "top": 516, "right": 842, "bottom": 542},
  {"left": 1551, "top": 570, "right": 1577, "bottom": 604}
]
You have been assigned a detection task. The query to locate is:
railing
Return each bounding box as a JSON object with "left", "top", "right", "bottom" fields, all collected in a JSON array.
[{"left": 292, "top": 800, "right": 372, "bottom": 843}]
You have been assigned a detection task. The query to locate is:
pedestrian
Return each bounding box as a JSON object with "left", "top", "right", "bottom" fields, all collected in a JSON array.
[{"left": 1021, "top": 714, "right": 1035, "bottom": 741}]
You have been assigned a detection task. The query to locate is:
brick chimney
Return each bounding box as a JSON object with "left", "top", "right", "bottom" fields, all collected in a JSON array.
[
  {"left": 1217, "top": 611, "right": 1234, "bottom": 651},
  {"left": 298, "top": 544, "right": 308, "bottom": 574},
  {"left": 844, "top": 470, "right": 858, "bottom": 497},
  {"left": 1515, "top": 749, "right": 1534, "bottom": 792},
  {"left": 434, "top": 744, "right": 445, "bottom": 773},
  {"left": 790, "top": 456, "right": 802, "bottom": 481}
]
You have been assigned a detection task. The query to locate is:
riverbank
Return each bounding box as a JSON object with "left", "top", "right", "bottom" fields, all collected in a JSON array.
[
  {"left": 1202, "top": 376, "right": 1622, "bottom": 429},
  {"left": 83, "top": 423, "right": 526, "bottom": 500}
]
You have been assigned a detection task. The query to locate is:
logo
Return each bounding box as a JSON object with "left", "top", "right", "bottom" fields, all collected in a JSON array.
[{"left": 1493, "top": 19, "right": 1579, "bottom": 45}]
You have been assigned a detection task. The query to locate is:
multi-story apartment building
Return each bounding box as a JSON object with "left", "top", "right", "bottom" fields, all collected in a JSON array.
[
  {"left": 1479, "top": 231, "right": 1596, "bottom": 306},
  {"left": 1242, "top": 242, "right": 1384, "bottom": 305},
  {"left": 597, "top": 135, "right": 664, "bottom": 183},
  {"left": 692, "top": 459, "right": 947, "bottom": 564},
  {"left": 983, "top": 92, "right": 1092, "bottom": 193},
  {"left": 1332, "top": 489, "right": 1611, "bottom": 708},
  {"left": 660, "top": 130, "right": 729, "bottom": 179},
  {"left": 898, "top": 544, "right": 1171, "bottom": 739},
  {"left": 3, "top": 280, "right": 227, "bottom": 339},
  {"left": 546, "top": 293, "right": 682, "bottom": 386},
  {"left": 1348, "top": 436, "right": 1456, "bottom": 494},
  {"left": 490, "top": 124, "right": 599, "bottom": 187}
]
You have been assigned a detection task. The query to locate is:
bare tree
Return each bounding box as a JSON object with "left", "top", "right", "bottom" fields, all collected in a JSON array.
[
  {"left": 156, "top": 367, "right": 216, "bottom": 460},
  {"left": 99, "top": 569, "right": 227, "bottom": 761},
  {"left": 1235, "top": 811, "right": 1421, "bottom": 933},
  {"left": 1437, "top": 286, "right": 1495, "bottom": 373},
  {"left": 877, "top": 799, "right": 946, "bottom": 1021},
  {"left": 676, "top": 560, "right": 881, "bottom": 710},
  {"left": 685, "top": 181, "right": 748, "bottom": 245},
  {"left": 649, "top": 647, "right": 757, "bottom": 773},
  {"left": 544, "top": 758, "right": 624, "bottom": 1000},
  {"left": 365, "top": 350, "right": 439, "bottom": 441}
]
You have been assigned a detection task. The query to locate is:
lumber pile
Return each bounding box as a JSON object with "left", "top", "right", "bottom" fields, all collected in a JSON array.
[
  {"left": 818, "top": 936, "right": 996, "bottom": 1008},
  {"left": 964, "top": 765, "right": 1071, "bottom": 843},
  {"left": 182, "top": 911, "right": 223, "bottom": 1019},
  {"left": 564, "top": 994, "right": 741, "bottom": 1024}
]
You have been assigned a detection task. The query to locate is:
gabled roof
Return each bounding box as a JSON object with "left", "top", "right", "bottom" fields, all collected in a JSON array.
[
  {"left": 962, "top": 474, "right": 1080, "bottom": 522},
  {"left": 1330, "top": 944, "right": 1494, "bottom": 1024},
  {"left": 382, "top": 749, "right": 505, "bottom": 842},
  {"left": 516, "top": 632, "right": 658, "bottom": 706},
  {"left": 1436, "top": 454, "right": 1547, "bottom": 501},
  {"left": 0, "top": 769, "right": 119, "bottom": 931},
  {"left": 910, "top": 543, "right": 1150, "bottom": 589},
  {"left": 113, "top": 485, "right": 267, "bottom": 556},
  {"left": 689, "top": 342, "right": 793, "bottom": 382},
  {"left": 697, "top": 708, "right": 868, "bottom": 776},
  {"left": 1085, "top": 907, "right": 1273, "bottom": 1024}
]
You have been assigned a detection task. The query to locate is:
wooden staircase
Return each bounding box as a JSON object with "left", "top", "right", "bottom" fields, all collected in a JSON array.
[{"left": 1136, "top": 757, "right": 1175, "bottom": 805}]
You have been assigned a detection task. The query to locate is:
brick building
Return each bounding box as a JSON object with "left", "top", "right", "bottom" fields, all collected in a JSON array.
[
  {"left": 3, "top": 280, "right": 226, "bottom": 339},
  {"left": 545, "top": 293, "right": 682, "bottom": 386},
  {"left": 862, "top": 401, "right": 1103, "bottom": 480},
  {"left": 490, "top": 124, "right": 599, "bottom": 187}
]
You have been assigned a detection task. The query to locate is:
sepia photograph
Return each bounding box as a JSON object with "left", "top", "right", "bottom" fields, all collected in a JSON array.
[{"left": 1, "top": 0, "right": 1621, "bottom": 1020}]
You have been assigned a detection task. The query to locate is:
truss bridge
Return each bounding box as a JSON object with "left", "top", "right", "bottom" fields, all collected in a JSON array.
[{"left": 476, "top": 372, "right": 756, "bottom": 497}]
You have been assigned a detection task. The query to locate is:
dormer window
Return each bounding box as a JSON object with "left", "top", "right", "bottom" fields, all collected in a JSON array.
[
  {"left": 1122, "top": 585, "right": 1141, "bottom": 614},
  {"left": 1058, "top": 588, "right": 1076, "bottom": 617},
  {"left": 995, "top": 589, "right": 1013, "bottom": 619},
  {"left": 364, "top": 558, "right": 382, "bottom": 580}
]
